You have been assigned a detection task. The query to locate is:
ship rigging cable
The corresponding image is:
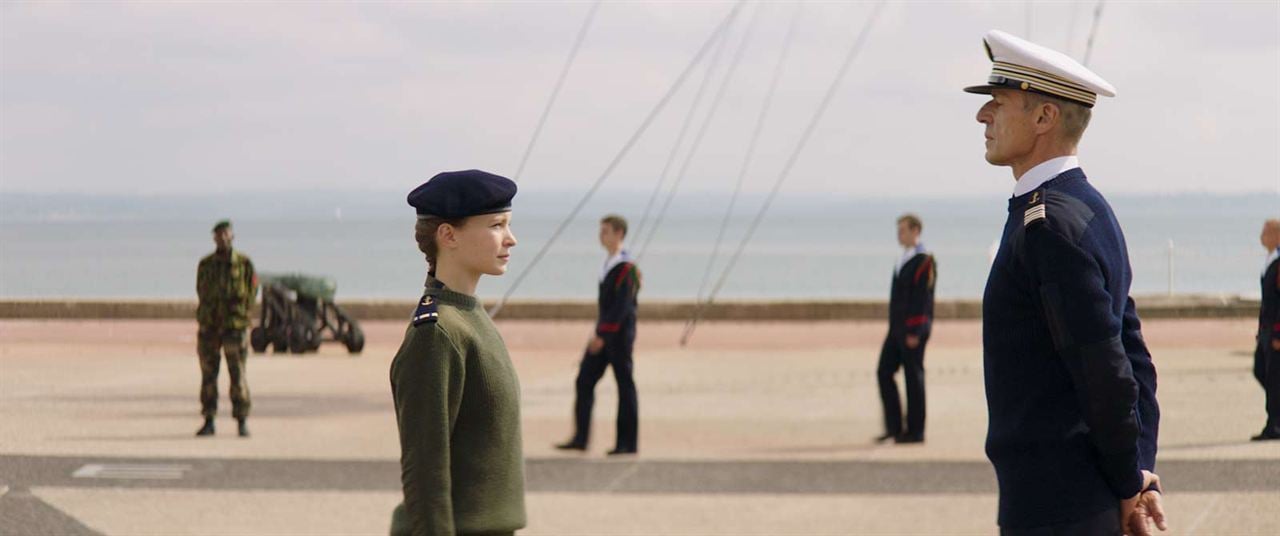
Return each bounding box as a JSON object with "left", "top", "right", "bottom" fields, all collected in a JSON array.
[
  {"left": 630, "top": 12, "right": 737, "bottom": 249},
  {"left": 690, "top": 3, "right": 803, "bottom": 313},
  {"left": 635, "top": 2, "right": 764, "bottom": 260},
  {"left": 1082, "top": 0, "right": 1106, "bottom": 67},
  {"left": 512, "top": 0, "right": 602, "bottom": 183},
  {"left": 681, "top": 1, "right": 886, "bottom": 345},
  {"left": 488, "top": 1, "right": 747, "bottom": 318}
]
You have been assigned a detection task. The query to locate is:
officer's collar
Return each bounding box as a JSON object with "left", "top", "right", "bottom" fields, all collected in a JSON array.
[
  {"left": 423, "top": 276, "right": 479, "bottom": 310},
  {"left": 1007, "top": 167, "right": 1087, "bottom": 211},
  {"left": 1013, "top": 155, "right": 1079, "bottom": 197}
]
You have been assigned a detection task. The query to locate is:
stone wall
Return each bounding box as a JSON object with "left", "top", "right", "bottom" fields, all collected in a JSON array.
[{"left": 0, "top": 295, "right": 1260, "bottom": 321}]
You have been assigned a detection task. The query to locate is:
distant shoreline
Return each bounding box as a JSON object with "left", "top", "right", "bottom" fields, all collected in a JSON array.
[{"left": 0, "top": 295, "right": 1260, "bottom": 321}]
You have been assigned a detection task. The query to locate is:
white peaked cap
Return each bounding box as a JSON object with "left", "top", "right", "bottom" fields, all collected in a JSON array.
[{"left": 964, "top": 30, "right": 1116, "bottom": 108}]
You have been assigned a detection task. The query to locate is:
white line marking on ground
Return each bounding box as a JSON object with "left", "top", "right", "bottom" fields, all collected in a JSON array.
[
  {"left": 72, "top": 463, "right": 192, "bottom": 480},
  {"left": 602, "top": 462, "right": 643, "bottom": 493},
  {"left": 1184, "top": 493, "right": 1221, "bottom": 535}
]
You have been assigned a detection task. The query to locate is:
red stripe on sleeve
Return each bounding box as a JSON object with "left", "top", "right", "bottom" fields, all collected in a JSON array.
[
  {"left": 615, "top": 264, "right": 632, "bottom": 287},
  {"left": 905, "top": 315, "right": 929, "bottom": 328},
  {"left": 913, "top": 257, "right": 932, "bottom": 285}
]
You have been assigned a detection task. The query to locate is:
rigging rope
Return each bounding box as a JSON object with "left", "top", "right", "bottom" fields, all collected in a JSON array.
[
  {"left": 1082, "top": 0, "right": 1106, "bottom": 67},
  {"left": 630, "top": 14, "right": 735, "bottom": 248},
  {"left": 512, "top": 0, "right": 602, "bottom": 183},
  {"left": 488, "top": 1, "right": 746, "bottom": 318},
  {"left": 681, "top": 1, "right": 886, "bottom": 345},
  {"left": 690, "top": 3, "right": 802, "bottom": 312},
  {"left": 1065, "top": 0, "right": 1081, "bottom": 57},
  {"left": 635, "top": 2, "right": 763, "bottom": 261}
]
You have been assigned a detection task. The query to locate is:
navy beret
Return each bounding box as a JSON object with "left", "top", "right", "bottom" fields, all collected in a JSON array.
[{"left": 407, "top": 169, "right": 517, "bottom": 220}]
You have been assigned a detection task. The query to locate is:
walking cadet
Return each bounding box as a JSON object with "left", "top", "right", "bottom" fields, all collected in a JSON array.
[
  {"left": 875, "top": 213, "right": 936, "bottom": 444},
  {"left": 556, "top": 214, "right": 642, "bottom": 456},
  {"left": 1252, "top": 219, "right": 1280, "bottom": 441}
]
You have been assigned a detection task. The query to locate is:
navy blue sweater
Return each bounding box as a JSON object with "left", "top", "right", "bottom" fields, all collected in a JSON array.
[
  {"left": 889, "top": 253, "right": 937, "bottom": 339},
  {"left": 1261, "top": 256, "right": 1279, "bottom": 343},
  {"left": 596, "top": 261, "right": 641, "bottom": 347},
  {"left": 982, "top": 168, "right": 1160, "bottom": 529}
]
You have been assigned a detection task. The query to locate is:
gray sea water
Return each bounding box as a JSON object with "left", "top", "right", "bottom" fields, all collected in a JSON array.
[{"left": 1, "top": 190, "right": 1276, "bottom": 301}]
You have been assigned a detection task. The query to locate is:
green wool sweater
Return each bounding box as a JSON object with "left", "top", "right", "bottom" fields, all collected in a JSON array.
[{"left": 389, "top": 284, "right": 526, "bottom": 536}]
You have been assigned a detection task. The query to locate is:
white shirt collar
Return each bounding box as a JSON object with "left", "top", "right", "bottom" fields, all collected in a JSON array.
[
  {"left": 1265, "top": 248, "right": 1279, "bottom": 276},
  {"left": 601, "top": 248, "right": 631, "bottom": 282},
  {"left": 1013, "top": 155, "right": 1080, "bottom": 197},
  {"left": 895, "top": 242, "right": 926, "bottom": 276}
]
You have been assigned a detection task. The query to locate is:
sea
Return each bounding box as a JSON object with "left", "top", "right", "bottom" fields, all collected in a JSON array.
[{"left": 1, "top": 190, "right": 1276, "bottom": 301}]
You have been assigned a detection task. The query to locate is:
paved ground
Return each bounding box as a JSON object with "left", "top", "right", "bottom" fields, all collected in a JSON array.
[{"left": 1, "top": 318, "right": 1277, "bottom": 535}]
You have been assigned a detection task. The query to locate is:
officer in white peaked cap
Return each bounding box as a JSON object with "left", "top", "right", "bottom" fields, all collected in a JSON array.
[{"left": 969, "top": 30, "right": 1169, "bottom": 536}]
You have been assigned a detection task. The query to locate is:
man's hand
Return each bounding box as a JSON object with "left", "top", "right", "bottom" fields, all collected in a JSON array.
[
  {"left": 587, "top": 336, "right": 605, "bottom": 355},
  {"left": 905, "top": 334, "right": 920, "bottom": 349},
  {"left": 1271, "top": 338, "right": 1280, "bottom": 351},
  {"left": 1121, "top": 471, "right": 1165, "bottom": 536},
  {"left": 1127, "top": 490, "right": 1168, "bottom": 536}
]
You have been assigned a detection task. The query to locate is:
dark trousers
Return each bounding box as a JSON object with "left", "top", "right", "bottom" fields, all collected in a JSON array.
[
  {"left": 197, "top": 328, "right": 251, "bottom": 419},
  {"left": 1255, "top": 334, "right": 1280, "bottom": 431},
  {"left": 876, "top": 333, "right": 926, "bottom": 437},
  {"left": 571, "top": 343, "right": 638, "bottom": 450},
  {"left": 1000, "top": 508, "right": 1120, "bottom": 536}
]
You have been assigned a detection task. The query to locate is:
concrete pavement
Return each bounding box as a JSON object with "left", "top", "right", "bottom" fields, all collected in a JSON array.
[{"left": 1, "top": 318, "right": 1276, "bottom": 535}]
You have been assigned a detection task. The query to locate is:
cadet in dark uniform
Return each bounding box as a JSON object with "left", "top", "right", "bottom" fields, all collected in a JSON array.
[
  {"left": 556, "top": 214, "right": 641, "bottom": 456},
  {"left": 875, "top": 213, "right": 936, "bottom": 444},
  {"left": 195, "top": 220, "right": 258, "bottom": 437},
  {"left": 1253, "top": 219, "right": 1280, "bottom": 441},
  {"left": 966, "top": 31, "right": 1167, "bottom": 535},
  {"left": 388, "top": 170, "right": 525, "bottom": 536}
]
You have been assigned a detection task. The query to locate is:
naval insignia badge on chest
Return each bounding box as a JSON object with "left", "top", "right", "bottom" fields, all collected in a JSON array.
[{"left": 412, "top": 295, "right": 439, "bottom": 326}]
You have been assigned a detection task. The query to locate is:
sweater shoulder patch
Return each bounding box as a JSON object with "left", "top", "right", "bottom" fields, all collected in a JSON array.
[
  {"left": 411, "top": 294, "right": 440, "bottom": 326},
  {"left": 1023, "top": 190, "right": 1047, "bottom": 228},
  {"left": 1037, "top": 189, "right": 1095, "bottom": 242}
]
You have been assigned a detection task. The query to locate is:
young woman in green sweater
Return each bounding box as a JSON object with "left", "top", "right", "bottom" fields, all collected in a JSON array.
[{"left": 390, "top": 170, "right": 525, "bottom": 536}]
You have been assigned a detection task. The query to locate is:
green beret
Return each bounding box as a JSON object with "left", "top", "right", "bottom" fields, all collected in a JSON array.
[{"left": 212, "top": 220, "right": 232, "bottom": 233}]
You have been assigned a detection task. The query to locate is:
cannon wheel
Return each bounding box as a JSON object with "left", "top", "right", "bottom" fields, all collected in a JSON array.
[
  {"left": 289, "top": 323, "right": 315, "bottom": 354},
  {"left": 250, "top": 327, "right": 269, "bottom": 353},
  {"left": 271, "top": 329, "right": 289, "bottom": 353},
  {"left": 344, "top": 326, "right": 365, "bottom": 355}
]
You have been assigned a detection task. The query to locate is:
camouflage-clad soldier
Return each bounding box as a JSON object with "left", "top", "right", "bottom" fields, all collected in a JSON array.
[{"left": 195, "top": 220, "right": 258, "bottom": 438}]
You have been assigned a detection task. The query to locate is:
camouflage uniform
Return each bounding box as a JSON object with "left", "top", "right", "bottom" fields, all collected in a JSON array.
[{"left": 196, "top": 248, "right": 258, "bottom": 419}]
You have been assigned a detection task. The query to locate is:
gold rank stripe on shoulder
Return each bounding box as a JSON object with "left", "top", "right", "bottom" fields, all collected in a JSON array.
[
  {"left": 414, "top": 311, "right": 439, "bottom": 322},
  {"left": 1024, "top": 204, "right": 1047, "bottom": 227}
]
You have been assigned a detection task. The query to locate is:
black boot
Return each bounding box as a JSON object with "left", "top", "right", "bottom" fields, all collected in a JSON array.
[
  {"left": 237, "top": 418, "right": 250, "bottom": 438},
  {"left": 895, "top": 433, "right": 924, "bottom": 444},
  {"left": 1251, "top": 427, "right": 1280, "bottom": 441},
  {"left": 195, "top": 418, "right": 215, "bottom": 437},
  {"left": 554, "top": 439, "right": 586, "bottom": 451}
]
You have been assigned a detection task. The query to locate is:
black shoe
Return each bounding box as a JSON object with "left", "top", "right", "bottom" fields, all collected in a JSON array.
[
  {"left": 894, "top": 433, "right": 924, "bottom": 444},
  {"left": 874, "top": 432, "right": 898, "bottom": 444},
  {"left": 1250, "top": 428, "right": 1280, "bottom": 441},
  {"left": 195, "top": 418, "right": 215, "bottom": 437},
  {"left": 606, "top": 447, "right": 637, "bottom": 456},
  {"left": 237, "top": 418, "right": 250, "bottom": 438},
  {"left": 554, "top": 440, "right": 587, "bottom": 451}
]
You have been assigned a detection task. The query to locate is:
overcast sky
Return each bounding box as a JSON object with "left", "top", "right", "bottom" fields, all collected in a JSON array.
[{"left": 2, "top": 1, "right": 1277, "bottom": 198}]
